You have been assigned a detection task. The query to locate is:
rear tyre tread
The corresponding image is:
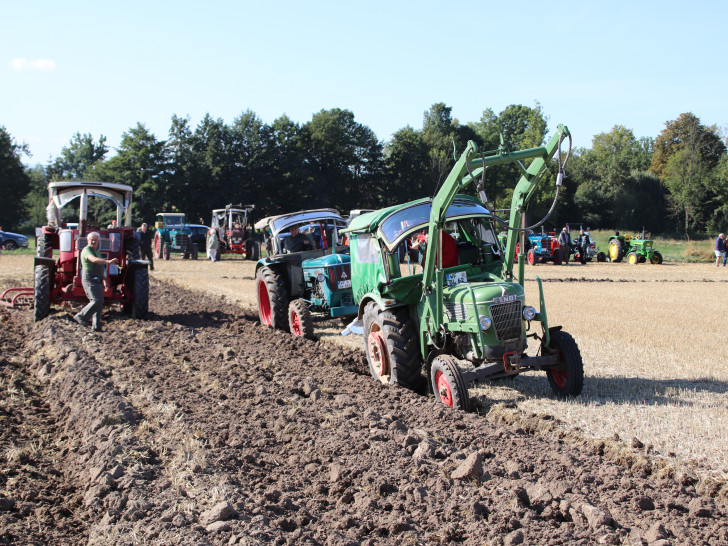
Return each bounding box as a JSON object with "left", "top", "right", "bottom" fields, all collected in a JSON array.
[
  {"left": 34, "top": 265, "right": 50, "bottom": 322},
  {"left": 288, "top": 298, "right": 315, "bottom": 339},
  {"left": 256, "top": 266, "right": 289, "bottom": 331}
]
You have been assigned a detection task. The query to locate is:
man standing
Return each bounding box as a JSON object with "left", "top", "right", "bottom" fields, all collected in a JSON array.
[
  {"left": 207, "top": 227, "right": 220, "bottom": 261},
  {"left": 137, "top": 223, "right": 154, "bottom": 270},
  {"left": 715, "top": 233, "right": 726, "bottom": 267},
  {"left": 558, "top": 227, "right": 571, "bottom": 265},
  {"left": 576, "top": 228, "right": 590, "bottom": 264},
  {"left": 74, "top": 232, "right": 117, "bottom": 332}
]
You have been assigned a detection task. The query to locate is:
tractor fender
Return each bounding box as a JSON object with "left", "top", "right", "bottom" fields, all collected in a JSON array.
[{"left": 356, "top": 292, "right": 403, "bottom": 320}]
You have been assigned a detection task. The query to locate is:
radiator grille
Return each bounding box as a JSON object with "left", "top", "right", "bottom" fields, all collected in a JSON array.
[
  {"left": 490, "top": 301, "right": 522, "bottom": 341},
  {"left": 174, "top": 233, "right": 190, "bottom": 248}
]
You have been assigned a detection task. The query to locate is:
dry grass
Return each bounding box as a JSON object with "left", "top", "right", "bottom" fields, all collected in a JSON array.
[{"left": 4, "top": 254, "right": 728, "bottom": 477}]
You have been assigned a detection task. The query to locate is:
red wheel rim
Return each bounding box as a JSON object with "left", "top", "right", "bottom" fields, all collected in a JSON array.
[
  {"left": 367, "top": 327, "right": 389, "bottom": 381},
  {"left": 290, "top": 309, "right": 302, "bottom": 336},
  {"left": 435, "top": 370, "right": 454, "bottom": 407},
  {"left": 257, "top": 279, "right": 271, "bottom": 325},
  {"left": 551, "top": 368, "right": 567, "bottom": 388}
]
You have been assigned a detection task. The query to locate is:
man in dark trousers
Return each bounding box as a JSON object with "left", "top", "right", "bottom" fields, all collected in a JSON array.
[
  {"left": 137, "top": 223, "right": 154, "bottom": 270},
  {"left": 74, "top": 232, "right": 117, "bottom": 332},
  {"left": 576, "top": 228, "right": 590, "bottom": 264},
  {"left": 558, "top": 227, "right": 571, "bottom": 265}
]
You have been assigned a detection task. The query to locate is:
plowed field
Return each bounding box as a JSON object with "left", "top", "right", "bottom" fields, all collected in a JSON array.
[{"left": 1, "top": 254, "right": 726, "bottom": 545}]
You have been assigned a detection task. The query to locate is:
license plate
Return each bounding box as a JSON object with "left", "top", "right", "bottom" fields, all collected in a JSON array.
[
  {"left": 445, "top": 271, "right": 468, "bottom": 286},
  {"left": 337, "top": 279, "right": 352, "bottom": 289}
]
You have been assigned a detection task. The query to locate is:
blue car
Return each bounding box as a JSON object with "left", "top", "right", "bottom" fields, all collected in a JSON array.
[{"left": 0, "top": 230, "right": 29, "bottom": 250}]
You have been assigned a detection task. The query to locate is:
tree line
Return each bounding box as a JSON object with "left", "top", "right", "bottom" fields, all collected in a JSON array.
[{"left": 2, "top": 103, "right": 727, "bottom": 237}]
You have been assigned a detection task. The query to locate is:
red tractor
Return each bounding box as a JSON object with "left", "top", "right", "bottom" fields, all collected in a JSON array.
[
  {"left": 33, "top": 181, "right": 149, "bottom": 322},
  {"left": 211, "top": 204, "right": 259, "bottom": 259}
]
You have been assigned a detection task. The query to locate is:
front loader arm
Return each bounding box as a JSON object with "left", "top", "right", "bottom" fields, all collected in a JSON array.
[{"left": 418, "top": 125, "right": 570, "bottom": 346}]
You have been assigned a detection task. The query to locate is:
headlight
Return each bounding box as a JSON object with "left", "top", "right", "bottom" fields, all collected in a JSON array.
[
  {"left": 478, "top": 315, "right": 492, "bottom": 331},
  {"left": 316, "top": 273, "right": 326, "bottom": 283},
  {"left": 522, "top": 306, "right": 536, "bottom": 321}
]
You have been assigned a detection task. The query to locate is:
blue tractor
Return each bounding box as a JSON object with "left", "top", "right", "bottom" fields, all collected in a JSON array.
[
  {"left": 254, "top": 209, "right": 357, "bottom": 339},
  {"left": 153, "top": 213, "right": 197, "bottom": 260}
]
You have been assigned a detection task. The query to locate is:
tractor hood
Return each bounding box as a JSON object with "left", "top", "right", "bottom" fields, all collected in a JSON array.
[
  {"left": 442, "top": 280, "right": 525, "bottom": 308},
  {"left": 303, "top": 253, "right": 350, "bottom": 269}
]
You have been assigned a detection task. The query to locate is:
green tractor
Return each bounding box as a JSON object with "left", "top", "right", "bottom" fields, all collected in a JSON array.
[
  {"left": 341, "top": 125, "right": 583, "bottom": 410},
  {"left": 607, "top": 229, "right": 663, "bottom": 264}
]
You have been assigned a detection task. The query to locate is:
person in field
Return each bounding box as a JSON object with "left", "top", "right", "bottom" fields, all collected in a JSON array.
[
  {"left": 715, "top": 233, "right": 726, "bottom": 267},
  {"left": 74, "top": 232, "right": 118, "bottom": 332},
  {"left": 558, "top": 227, "right": 571, "bottom": 265}
]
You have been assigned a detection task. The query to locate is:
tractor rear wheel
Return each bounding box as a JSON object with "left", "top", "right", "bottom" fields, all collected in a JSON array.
[
  {"left": 627, "top": 252, "right": 639, "bottom": 265},
  {"left": 248, "top": 241, "right": 259, "bottom": 261},
  {"left": 256, "top": 266, "right": 289, "bottom": 330},
  {"left": 430, "top": 354, "right": 469, "bottom": 411},
  {"left": 163, "top": 244, "right": 170, "bottom": 260},
  {"left": 527, "top": 249, "right": 536, "bottom": 266},
  {"left": 37, "top": 234, "right": 52, "bottom": 258},
  {"left": 651, "top": 251, "right": 663, "bottom": 264},
  {"left": 288, "top": 299, "right": 314, "bottom": 339},
  {"left": 609, "top": 239, "right": 623, "bottom": 262},
  {"left": 363, "top": 302, "right": 423, "bottom": 391},
  {"left": 33, "top": 265, "right": 50, "bottom": 322},
  {"left": 546, "top": 330, "right": 583, "bottom": 397}
]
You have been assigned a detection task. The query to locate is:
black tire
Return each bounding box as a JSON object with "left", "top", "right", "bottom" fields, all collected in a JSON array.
[
  {"left": 256, "top": 266, "right": 289, "bottom": 330},
  {"left": 363, "top": 302, "right": 423, "bottom": 390},
  {"left": 3, "top": 240, "right": 18, "bottom": 250},
  {"left": 34, "top": 265, "right": 50, "bottom": 322},
  {"left": 249, "top": 241, "right": 260, "bottom": 261},
  {"left": 37, "top": 235, "right": 52, "bottom": 258},
  {"left": 430, "top": 354, "right": 469, "bottom": 411},
  {"left": 609, "top": 239, "right": 623, "bottom": 262},
  {"left": 596, "top": 251, "right": 606, "bottom": 262},
  {"left": 651, "top": 251, "right": 663, "bottom": 265},
  {"left": 132, "top": 268, "right": 149, "bottom": 319},
  {"left": 288, "top": 298, "right": 315, "bottom": 339},
  {"left": 191, "top": 244, "right": 199, "bottom": 260},
  {"left": 125, "top": 237, "right": 140, "bottom": 261},
  {"left": 546, "top": 330, "right": 584, "bottom": 397},
  {"left": 163, "top": 244, "right": 170, "bottom": 260}
]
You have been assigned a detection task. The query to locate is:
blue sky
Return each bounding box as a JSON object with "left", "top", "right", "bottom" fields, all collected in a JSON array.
[{"left": 2, "top": 0, "right": 726, "bottom": 166}]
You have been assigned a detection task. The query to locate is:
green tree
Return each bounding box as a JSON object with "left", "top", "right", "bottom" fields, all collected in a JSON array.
[
  {"left": 48, "top": 132, "right": 108, "bottom": 180},
  {"left": 303, "top": 108, "right": 385, "bottom": 212},
  {"left": 22, "top": 165, "right": 50, "bottom": 228},
  {"left": 651, "top": 113, "right": 725, "bottom": 179},
  {"left": 0, "top": 126, "right": 31, "bottom": 230},
  {"left": 96, "top": 123, "right": 168, "bottom": 223},
  {"left": 652, "top": 113, "right": 726, "bottom": 235},
  {"left": 384, "top": 126, "right": 430, "bottom": 204}
]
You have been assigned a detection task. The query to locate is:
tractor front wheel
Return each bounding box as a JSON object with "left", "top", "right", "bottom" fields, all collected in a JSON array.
[
  {"left": 363, "top": 302, "right": 423, "bottom": 391},
  {"left": 545, "top": 330, "right": 584, "bottom": 397},
  {"left": 256, "top": 266, "right": 289, "bottom": 330},
  {"left": 609, "top": 239, "right": 623, "bottom": 262},
  {"left": 596, "top": 251, "right": 606, "bottom": 262},
  {"left": 33, "top": 265, "right": 50, "bottom": 322},
  {"left": 651, "top": 251, "right": 663, "bottom": 264},
  {"left": 132, "top": 268, "right": 149, "bottom": 318},
  {"left": 191, "top": 244, "right": 199, "bottom": 260},
  {"left": 527, "top": 249, "right": 536, "bottom": 266},
  {"left": 553, "top": 253, "right": 561, "bottom": 265},
  {"left": 163, "top": 244, "right": 170, "bottom": 260},
  {"left": 430, "top": 354, "right": 469, "bottom": 411},
  {"left": 627, "top": 252, "right": 639, "bottom": 265},
  {"left": 288, "top": 299, "right": 314, "bottom": 339}
]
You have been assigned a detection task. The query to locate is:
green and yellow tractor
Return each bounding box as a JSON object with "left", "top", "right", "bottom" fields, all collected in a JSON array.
[{"left": 607, "top": 230, "right": 663, "bottom": 264}]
